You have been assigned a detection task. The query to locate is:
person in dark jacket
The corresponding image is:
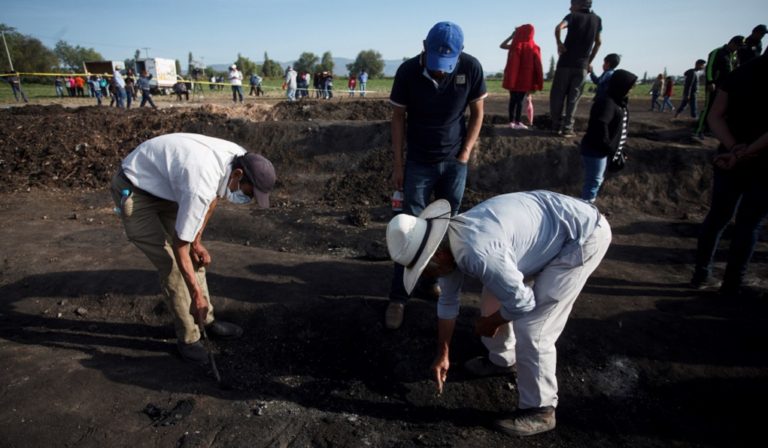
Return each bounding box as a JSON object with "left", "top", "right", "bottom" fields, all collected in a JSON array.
[
  {"left": 695, "top": 35, "right": 744, "bottom": 137},
  {"left": 675, "top": 59, "right": 706, "bottom": 119},
  {"left": 737, "top": 24, "right": 766, "bottom": 65},
  {"left": 580, "top": 69, "right": 637, "bottom": 203},
  {"left": 690, "top": 53, "right": 768, "bottom": 298}
]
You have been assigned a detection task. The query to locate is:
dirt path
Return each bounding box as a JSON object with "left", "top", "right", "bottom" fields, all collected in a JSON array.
[{"left": 0, "top": 97, "right": 766, "bottom": 447}]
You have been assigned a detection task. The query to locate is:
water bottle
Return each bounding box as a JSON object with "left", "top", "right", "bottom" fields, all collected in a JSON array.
[
  {"left": 391, "top": 190, "right": 403, "bottom": 213},
  {"left": 114, "top": 189, "right": 133, "bottom": 217}
]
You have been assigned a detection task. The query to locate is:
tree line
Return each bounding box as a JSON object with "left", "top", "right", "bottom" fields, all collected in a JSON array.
[{"left": 1, "top": 24, "right": 386, "bottom": 79}]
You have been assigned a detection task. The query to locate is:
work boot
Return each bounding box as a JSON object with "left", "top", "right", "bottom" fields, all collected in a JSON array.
[
  {"left": 495, "top": 406, "right": 556, "bottom": 437},
  {"left": 385, "top": 302, "right": 405, "bottom": 330},
  {"left": 177, "top": 340, "right": 209, "bottom": 364},
  {"left": 464, "top": 356, "right": 516, "bottom": 377},
  {"left": 205, "top": 320, "right": 243, "bottom": 339}
]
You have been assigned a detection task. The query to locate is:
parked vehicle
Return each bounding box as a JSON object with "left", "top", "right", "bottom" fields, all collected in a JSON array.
[{"left": 134, "top": 58, "right": 177, "bottom": 94}]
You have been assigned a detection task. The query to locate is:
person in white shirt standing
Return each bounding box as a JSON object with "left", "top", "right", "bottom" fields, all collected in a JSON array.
[
  {"left": 386, "top": 190, "right": 611, "bottom": 436},
  {"left": 284, "top": 66, "right": 298, "bottom": 102},
  {"left": 111, "top": 133, "right": 276, "bottom": 364},
  {"left": 228, "top": 64, "right": 244, "bottom": 103}
]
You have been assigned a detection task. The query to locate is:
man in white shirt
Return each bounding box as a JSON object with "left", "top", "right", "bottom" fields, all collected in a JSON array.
[
  {"left": 229, "top": 64, "right": 244, "bottom": 103},
  {"left": 111, "top": 133, "right": 276, "bottom": 364},
  {"left": 386, "top": 190, "right": 611, "bottom": 436},
  {"left": 285, "top": 66, "right": 298, "bottom": 102}
]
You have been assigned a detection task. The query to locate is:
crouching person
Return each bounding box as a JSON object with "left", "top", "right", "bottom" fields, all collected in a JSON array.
[
  {"left": 386, "top": 190, "right": 611, "bottom": 436},
  {"left": 111, "top": 133, "right": 276, "bottom": 363}
]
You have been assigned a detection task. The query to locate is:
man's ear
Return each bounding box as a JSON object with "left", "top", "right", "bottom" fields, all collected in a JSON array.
[{"left": 231, "top": 168, "right": 245, "bottom": 181}]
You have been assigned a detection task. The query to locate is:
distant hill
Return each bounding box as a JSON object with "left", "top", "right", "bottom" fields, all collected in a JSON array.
[{"left": 207, "top": 57, "right": 404, "bottom": 77}]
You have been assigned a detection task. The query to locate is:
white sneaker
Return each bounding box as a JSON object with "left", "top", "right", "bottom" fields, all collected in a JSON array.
[
  {"left": 516, "top": 122, "right": 529, "bottom": 130},
  {"left": 509, "top": 122, "right": 520, "bottom": 129}
]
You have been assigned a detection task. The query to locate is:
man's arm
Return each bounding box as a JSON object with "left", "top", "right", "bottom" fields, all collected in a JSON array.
[
  {"left": 555, "top": 20, "right": 568, "bottom": 55},
  {"left": 457, "top": 98, "right": 484, "bottom": 163},
  {"left": 710, "top": 90, "right": 768, "bottom": 170},
  {"left": 172, "top": 198, "right": 219, "bottom": 326},
  {"left": 588, "top": 32, "right": 602, "bottom": 65},
  {"left": 432, "top": 318, "right": 456, "bottom": 394},
  {"left": 391, "top": 105, "right": 407, "bottom": 189}
]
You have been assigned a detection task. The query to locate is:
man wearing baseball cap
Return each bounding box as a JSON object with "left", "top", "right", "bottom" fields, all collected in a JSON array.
[
  {"left": 385, "top": 21, "right": 487, "bottom": 329},
  {"left": 387, "top": 190, "right": 611, "bottom": 436},
  {"left": 111, "top": 133, "right": 276, "bottom": 364}
]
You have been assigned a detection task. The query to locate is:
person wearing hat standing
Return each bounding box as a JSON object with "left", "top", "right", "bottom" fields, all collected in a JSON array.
[
  {"left": 386, "top": 190, "right": 611, "bottom": 436},
  {"left": 385, "top": 21, "right": 487, "bottom": 330},
  {"left": 111, "top": 133, "right": 276, "bottom": 364},
  {"left": 229, "top": 64, "right": 244, "bottom": 104},
  {"left": 550, "top": 0, "right": 602, "bottom": 137}
]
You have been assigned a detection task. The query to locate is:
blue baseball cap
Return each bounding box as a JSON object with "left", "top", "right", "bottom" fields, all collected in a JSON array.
[{"left": 425, "top": 22, "right": 464, "bottom": 73}]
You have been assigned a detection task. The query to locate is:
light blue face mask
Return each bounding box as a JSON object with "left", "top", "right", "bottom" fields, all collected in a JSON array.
[{"left": 225, "top": 180, "right": 252, "bottom": 205}]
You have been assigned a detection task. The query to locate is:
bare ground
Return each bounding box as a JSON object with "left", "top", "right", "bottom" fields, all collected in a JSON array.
[{"left": 0, "top": 96, "right": 766, "bottom": 448}]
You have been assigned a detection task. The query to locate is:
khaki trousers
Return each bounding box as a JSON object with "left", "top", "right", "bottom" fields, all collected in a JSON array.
[
  {"left": 480, "top": 215, "right": 612, "bottom": 409},
  {"left": 111, "top": 172, "right": 214, "bottom": 344}
]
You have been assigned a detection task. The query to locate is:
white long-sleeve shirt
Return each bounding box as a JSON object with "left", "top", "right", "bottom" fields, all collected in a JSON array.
[{"left": 438, "top": 191, "right": 601, "bottom": 321}]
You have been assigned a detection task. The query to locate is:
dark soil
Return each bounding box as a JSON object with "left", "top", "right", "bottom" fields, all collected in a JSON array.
[{"left": 0, "top": 97, "right": 766, "bottom": 448}]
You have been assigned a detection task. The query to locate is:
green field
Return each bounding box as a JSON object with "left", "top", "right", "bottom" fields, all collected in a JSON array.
[{"left": 1, "top": 76, "right": 674, "bottom": 103}]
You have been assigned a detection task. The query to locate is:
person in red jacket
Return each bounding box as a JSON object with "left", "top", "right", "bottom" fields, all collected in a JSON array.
[{"left": 500, "top": 24, "right": 544, "bottom": 129}]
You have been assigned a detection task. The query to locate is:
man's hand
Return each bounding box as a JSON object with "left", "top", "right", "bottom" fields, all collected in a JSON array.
[
  {"left": 431, "top": 351, "right": 450, "bottom": 395},
  {"left": 456, "top": 149, "right": 470, "bottom": 164},
  {"left": 190, "top": 289, "right": 209, "bottom": 328},
  {"left": 557, "top": 42, "right": 567, "bottom": 55},
  {"left": 475, "top": 311, "right": 508, "bottom": 338},
  {"left": 191, "top": 242, "right": 211, "bottom": 267}
]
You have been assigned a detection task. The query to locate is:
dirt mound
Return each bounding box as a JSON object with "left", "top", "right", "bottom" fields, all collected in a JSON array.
[{"left": 0, "top": 101, "right": 716, "bottom": 217}]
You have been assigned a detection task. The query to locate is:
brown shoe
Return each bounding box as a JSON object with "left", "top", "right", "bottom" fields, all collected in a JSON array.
[
  {"left": 385, "top": 302, "right": 404, "bottom": 330},
  {"left": 495, "top": 406, "right": 556, "bottom": 437}
]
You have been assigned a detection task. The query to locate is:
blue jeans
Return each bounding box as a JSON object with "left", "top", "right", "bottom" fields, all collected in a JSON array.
[
  {"left": 694, "top": 168, "right": 768, "bottom": 289},
  {"left": 581, "top": 155, "right": 607, "bottom": 202},
  {"left": 232, "top": 85, "right": 244, "bottom": 103},
  {"left": 549, "top": 67, "right": 587, "bottom": 132},
  {"left": 660, "top": 95, "right": 674, "bottom": 112},
  {"left": 676, "top": 92, "right": 697, "bottom": 118},
  {"left": 115, "top": 86, "right": 127, "bottom": 108},
  {"left": 650, "top": 91, "right": 661, "bottom": 111},
  {"left": 390, "top": 157, "right": 468, "bottom": 302}
]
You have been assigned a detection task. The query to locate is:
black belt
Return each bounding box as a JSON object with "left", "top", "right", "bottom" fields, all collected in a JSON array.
[{"left": 117, "top": 169, "right": 160, "bottom": 200}]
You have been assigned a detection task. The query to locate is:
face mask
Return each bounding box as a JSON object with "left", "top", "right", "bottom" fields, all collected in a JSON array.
[{"left": 225, "top": 180, "right": 252, "bottom": 205}]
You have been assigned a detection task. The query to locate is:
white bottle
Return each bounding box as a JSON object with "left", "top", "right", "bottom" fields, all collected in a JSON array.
[{"left": 391, "top": 190, "right": 403, "bottom": 213}]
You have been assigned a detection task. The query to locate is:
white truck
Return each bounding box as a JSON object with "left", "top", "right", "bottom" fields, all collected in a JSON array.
[{"left": 134, "top": 58, "right": 177, "bottom": 94}]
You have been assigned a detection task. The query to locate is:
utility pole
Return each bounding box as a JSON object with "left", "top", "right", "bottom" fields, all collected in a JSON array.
[{"left": 1, "top": 31, "right": 14, "bottom": 71}]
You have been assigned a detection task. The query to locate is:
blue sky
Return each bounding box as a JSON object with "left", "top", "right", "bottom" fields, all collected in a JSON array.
[{"left": 3, "top": 0, "right": 767, "bottom": 77}]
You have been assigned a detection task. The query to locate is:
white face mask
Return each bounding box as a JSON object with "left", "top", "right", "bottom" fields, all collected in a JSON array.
[{"left": 225, "top": 180, "right": 252, "bottom": 205}]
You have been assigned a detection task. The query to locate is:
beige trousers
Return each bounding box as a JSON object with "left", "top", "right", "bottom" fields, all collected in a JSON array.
[
  {"left": 480, "top": 215, "right": 612, "bottom": 409},
  {"left": 111, "top": 172, "right": 214, "bottom": 344}
]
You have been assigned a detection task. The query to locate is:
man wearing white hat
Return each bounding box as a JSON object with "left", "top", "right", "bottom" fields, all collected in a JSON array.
[{"left": 386, "top": 190, "right": 611, "bottom": 436}]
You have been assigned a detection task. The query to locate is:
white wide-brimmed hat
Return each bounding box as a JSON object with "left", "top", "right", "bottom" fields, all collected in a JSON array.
[{"left": 386, "top": 199, "right": 452, "bottom": 294}]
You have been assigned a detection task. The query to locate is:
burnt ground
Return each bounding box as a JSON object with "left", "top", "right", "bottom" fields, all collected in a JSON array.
[{"left": 0, "top": 97, "right": 766, "bottom": 448}]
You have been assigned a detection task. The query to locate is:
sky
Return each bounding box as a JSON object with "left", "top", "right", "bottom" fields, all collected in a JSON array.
[{"left": 3, "top": 0, "right": 767, "bottom": 77}]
